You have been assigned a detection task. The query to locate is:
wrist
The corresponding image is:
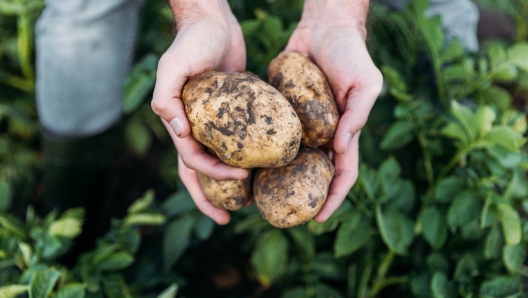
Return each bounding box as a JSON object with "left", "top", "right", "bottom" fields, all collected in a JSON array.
[{"left": 300, "top": 0, "right": 369, "bottom": 39}]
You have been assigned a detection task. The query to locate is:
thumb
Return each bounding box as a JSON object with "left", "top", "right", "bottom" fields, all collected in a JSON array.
[
  {"left": 151, "top": 54, "right": 192, "bottom": 138},
  {"left": 333, "top": 81, "right": 381, "bottom": 154}
]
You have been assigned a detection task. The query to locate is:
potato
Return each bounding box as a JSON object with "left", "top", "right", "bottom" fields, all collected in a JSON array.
[
  {"left": 253, "top": 147, "right": 335, "bottom": 228},
  {"left": 198, "top": 171, "right": 252, "bottom": 211},
  {"left": 182, "top": 71, "right": 302, "bottom": 168},
  {"left": 198, "top": 148, "right": 252, "bottom": 211},
  {"left": 268, "top": 51, "right": 339, "bottom": 147}
]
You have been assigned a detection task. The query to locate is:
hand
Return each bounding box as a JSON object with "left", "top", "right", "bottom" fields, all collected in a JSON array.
[
  {"left": 152, "top": 0, "right": 248, "bottom": 224},
  {"left": 286, "top": 1, "right": 383, "bottom": 222}
]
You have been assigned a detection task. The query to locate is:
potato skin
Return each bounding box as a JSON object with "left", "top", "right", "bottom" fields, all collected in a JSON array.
[
  {"left": 182, "top": 71, "right": 302, "bottom": 168},
  {"left": 198, "top": 171, "right": 252, "bottom": 211},
  {"left": 253, "top": 147, "right": 335, "bottom": 228},
  {"left": 268, "top": 51, "right": 339, "bottom": 147}
]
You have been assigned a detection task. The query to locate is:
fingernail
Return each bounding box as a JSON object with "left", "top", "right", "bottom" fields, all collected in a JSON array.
[
  {"left": 345, "top": 132, "right": 353, "bottom": 153},
  {"left": 170, "top": 117, "right": 184, "bottom": 137}
]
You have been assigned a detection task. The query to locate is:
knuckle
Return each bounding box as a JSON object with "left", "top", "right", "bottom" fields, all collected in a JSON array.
[{"left": 150, "top": 99, "right": 169, "bottom": 116}]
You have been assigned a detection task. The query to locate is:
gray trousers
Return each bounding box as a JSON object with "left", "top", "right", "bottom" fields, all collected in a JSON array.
[
  {"left": 35, "top": 0, "right": 478, "bottom": 139},
  {"left": 35, "top": 0, "right": 143, "bottom": 139}
]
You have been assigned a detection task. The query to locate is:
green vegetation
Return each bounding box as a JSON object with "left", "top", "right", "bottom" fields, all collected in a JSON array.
[{"left": 1, "top": 0, "right": 528, "bottom": 297}]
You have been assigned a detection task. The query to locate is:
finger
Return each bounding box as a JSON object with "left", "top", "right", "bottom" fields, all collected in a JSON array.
[
  {"left": 333, "top": 72, "right": 382, "bottom": 154},
  {"left": 151, "top": 52, "right": 192, "bottom": 138},
  {"left": 314, "top": 133, "right": 360, "bottom": 222},
  {"left": 246, "top": 196, "right": 254, "bottom": 206},
  {"left": 179, "top": 155, "right": 230, "bottom": 225},
  {"left": 163, "top": 120, "right": 249, "bottom": 180}
]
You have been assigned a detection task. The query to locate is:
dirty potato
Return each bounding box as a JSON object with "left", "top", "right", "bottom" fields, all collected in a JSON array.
[
  {"left": 253, "top": 147, "right": 335, "bottom": 228},
  {"left": 268, "top": 51, "right": 339, "bottom": 147},
  {"left": 182, "top": 71, "right": 302, "bottom": 168},
  {"left": 198, "top": 171, "right": 252, "bottom": 211},
  {"left": 198, "top": 148, "right": 252, "bottom": 211}
]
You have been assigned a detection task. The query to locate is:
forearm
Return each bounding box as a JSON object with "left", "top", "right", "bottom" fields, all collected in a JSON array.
[
  {"left": 169, "top": 0, "right": 231, "bottom": 30},
  {"left": 300, "top": 0, "right": 369, "bottom": 39}
]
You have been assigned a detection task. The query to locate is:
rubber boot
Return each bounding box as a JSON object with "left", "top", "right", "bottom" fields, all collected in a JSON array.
[{"left": 42, "top": 123, "right": 122, "bottom": 265}]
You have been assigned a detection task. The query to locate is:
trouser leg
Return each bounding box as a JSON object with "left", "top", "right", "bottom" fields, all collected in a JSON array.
[
  {"left": 35, "top": 0, "right": 143, "bottom": 258},
  {"left": 378, "top": 0, "right": 480, "bottom": 51}
]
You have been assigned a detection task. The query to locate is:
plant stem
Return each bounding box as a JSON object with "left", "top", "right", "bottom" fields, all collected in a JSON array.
[
  {"left": 369, "top": 276, "right": 409, "bottom": 297},
  {"left": 416, "top": 132, "right": 434, "bottom": 185},
  {"left": 358, "top": 261, "right": 373, "bottom": 298},
  {"left": 435, "top": 149, "right": 464, "bottom": 184},
  {"left": 377, "top": 250, "right": 395, "bottom": 279}
]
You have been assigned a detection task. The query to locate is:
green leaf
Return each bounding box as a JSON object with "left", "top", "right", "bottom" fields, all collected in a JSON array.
[
  {"left": 123, "top": 68, "right": 155, "bottom": 115},
  {"left": 162, "top": 191, "right": 196, "bottom": 217},
  {"left": 288, "top": 226, "right": 315, "bottom": 258},
  {"left": 447, "top": 191, "right": 481, "bottom": 230},
  {"left": 101, "top": 274, "right": 131, "bottom": 298},
  {"left": 430, "top": 272, "right": 453, "bottom": 298},
  {"left": 379, "top": 157, "right": 401, "bottom": 184},
  {"left": 421, "top": 207, "right": 447, "bottom": 249},
  {"left": 486, "top": 126, "right": 525, "bottom": 152},
  {"left": 441, "top": 122, "right": 469, "bottom": 146},
  {"left": 440, "top": 39, "right": 464, "bottom": 62},
  {"left": 502, "top": 244, "right": 526, "bottom": 274},
  {"left": 507, "top": 43, "right": 528, "bottom": 72},
  {"left": 94, "top": 252, "right": 134, "bottom": 271},
  {"left": 481, "top": 199, "right": 500, "bottom": 228},
  {"left": 498, "top": 203, "right": 522, "bottom": 245},
  {"left": 123, "top": 213, "right": 165, "bottom": 227},
  {"left": 0, "top": 214, "right": 26, "bottom": 238},
  {"left": 475, "top": 86, "right": 512, "bottom": 111},
  {"left": 163, "top": 215, "right": 196, "bottom": 270},
  {"left": 334, "top": 211, "right": 370, "bottom": 257},
  {"left": 434, "top": 177, "right": 465, "bottom": 204},
  {"left": 359, "top": 165, "right": 380, "bottom": 199},
  {"left": 48, "top": 218, "right": 83, "bottom": 238},
  {"left": 443, "top": 59, "right": 477, "bottom": 81},
  {"left": 0, "top": 178, "right": 12, "bottom": 211},
  {"left": 314, "top": 284, "right": 344, "bottom": 298},
  {"left": 479, "top": 275, "right": 521, "bottom": 297},
  {"left": 389, "top": 88, "right": 413, "bottom": 102},
  {"left": 411, "top": 274, "right": 432, "bottom": 296},
  {"left": 194, "top": 215, "right": 214, "bottom": 240},
  {"left": 381, "top": 66, "right": 406, "bottom": 91},
  {"left": 125, "top": 121, "right": 152, "bottom": 157},
  {"left": 241, "top": 20, "right": 260, "bottom": 36},
  {"left": 29, "top": 268, "right": 61, "bottom": 298},
  {"left": 251, "top": 230, "right": 288, "bottom": 287},
  {"left": 504, "top": 168, "right": 528, "bottom": 200},
  {"left": 19, "top": 242, "right": 32, "bottom": 266},
  {"left": 282, "top": 287, "right": 306, "bottom": 298},
  {"left": 492, "top": 67, "right": 518, "bottom": 82},
  {"left": 427, "top": 253, "right": 450, "bottom": 275},
  {"left": 128, "top": 189, "right": 154, "bottom": 214},
  {"left": 0, "top": 285, "right": 28, "bottom": 298},
  {"left": 53, "top": 284, "right": 85, "bottom": 298},
  {"left": 375, "top": 205, "right": 414, "bottom": 255},
  {"left": 307, "top": 200, "right": 352, "bottom": 235},
  {"left": 484, "top": 226, "right": 504, "bottom": 260},
  {"left": 475, "top": 106, "right": 496, "bottom": 136},
  {"left": 450, "top": 101, "right": 478, "bottom": 142},
  {"left": 156, "top": 284, "right": 178, "bottom": 298},
  {"left": 454, "top": 254, "right": 478, "bottom": 280},
  {"left": 488, "top": 42, "right": 506, "bottom": 67},
  {"left": 380, "top": 121, "right": 413, "bottom": 150}
]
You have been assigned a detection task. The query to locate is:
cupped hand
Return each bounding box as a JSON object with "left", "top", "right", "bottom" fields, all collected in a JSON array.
[
  {"left": 286, "top": 18, "right": 383, "bottom": 222},
  {"left": 152, "top": 1, "right": 247, "bottom": 224}
]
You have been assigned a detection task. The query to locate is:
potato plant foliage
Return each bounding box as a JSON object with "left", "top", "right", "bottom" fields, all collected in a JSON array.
[{"left": 1, "top": 0, "right": 528, "bottom": 297}]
